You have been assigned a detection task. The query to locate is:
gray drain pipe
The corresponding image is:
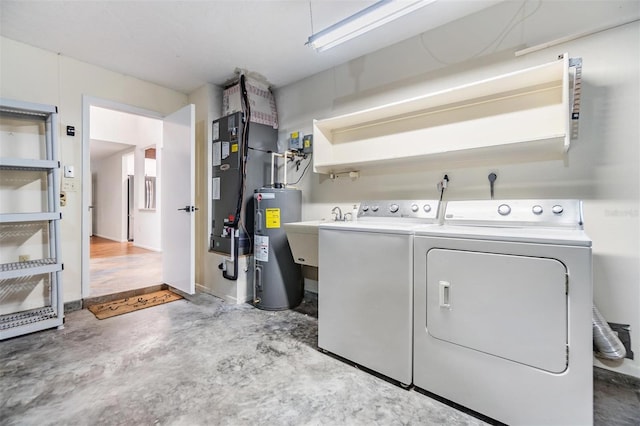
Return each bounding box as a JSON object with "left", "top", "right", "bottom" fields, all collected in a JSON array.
[{"left": 593, "top": 305, "right": 627, "bottom": 360}]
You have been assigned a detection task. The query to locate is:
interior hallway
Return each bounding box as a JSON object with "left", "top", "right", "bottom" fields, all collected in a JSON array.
[
  {"left": 1, "top": 292, "right": 638, "bottom": 425},
  {"left": 89, "top": 236, "right": 162, "bottom": 297}
]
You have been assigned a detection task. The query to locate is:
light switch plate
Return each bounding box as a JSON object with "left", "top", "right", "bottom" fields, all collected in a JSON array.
[{"left": 64, "top": 165, "right": 75, "bottom": 178}]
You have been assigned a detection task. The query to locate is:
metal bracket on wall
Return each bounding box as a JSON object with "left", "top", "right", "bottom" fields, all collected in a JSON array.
[
  {"left": 569, "top": 57, "right": 582, "bottom": 140},
  {"left": 329, "top": 171, "right": 360, "bottom": 180}
]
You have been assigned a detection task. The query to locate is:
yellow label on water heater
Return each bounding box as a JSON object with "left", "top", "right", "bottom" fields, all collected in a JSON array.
[
  {"left": 265, "top": 208, "right": 281, "bottom": 229},
  {"left": 231, "top": 143, "right": 238, "bottom": 153}
]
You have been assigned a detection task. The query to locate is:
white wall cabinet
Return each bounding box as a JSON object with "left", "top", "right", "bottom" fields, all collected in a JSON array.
[
  {"left": 0, "top": 98, "right": 64, "bottom": 339},
  {"left": 313, "top": 54, "right": 580, "bottom": 174}
]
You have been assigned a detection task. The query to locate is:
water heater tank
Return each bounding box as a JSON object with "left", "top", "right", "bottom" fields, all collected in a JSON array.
[{"left": 253, "top": 187, "right": 303, "bottom": 310}]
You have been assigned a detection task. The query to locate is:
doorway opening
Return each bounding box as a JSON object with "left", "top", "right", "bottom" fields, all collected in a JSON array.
[
  {"left": 89, "top": 236, "right": 162, "bottom": 297},
  {"left": 82, "top": 98, "right": 164, "bottom": 298},
  {"left": 82, "top": 97, "right": 196, "bottom": 298}
]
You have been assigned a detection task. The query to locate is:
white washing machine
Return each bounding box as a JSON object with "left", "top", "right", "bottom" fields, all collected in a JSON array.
[
  {"left": 413, "top": 200, "right": 592, "bottom": 425},
  {"left": 319, "top": 200, "right": 440, "bottom": 386}
]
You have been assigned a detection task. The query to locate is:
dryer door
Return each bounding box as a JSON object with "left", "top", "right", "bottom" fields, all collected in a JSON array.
[{"left": 426, "top": 249, "right": 568, "bottom": 373}]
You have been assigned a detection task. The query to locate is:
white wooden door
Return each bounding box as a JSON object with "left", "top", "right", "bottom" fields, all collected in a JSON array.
[{"left": 161, "top": 104, "right": 196, "bottom": 294}]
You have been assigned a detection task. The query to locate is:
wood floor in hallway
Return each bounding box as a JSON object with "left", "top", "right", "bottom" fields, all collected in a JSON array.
[
  {"left": 89, "top": 236, "right": 162, "bottom": 297},
  {"left": 90, "top": 236, "right": 156, "bottom": 258}
]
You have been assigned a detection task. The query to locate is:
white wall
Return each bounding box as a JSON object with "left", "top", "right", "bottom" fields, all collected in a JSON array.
[
  {"left": 92, "top": 149, "right": 130, "bottom": 242},
  {"left": 90, "top": 106, "right": 164, "bottom": 251},
  {"left": 134, "top": 144, "right": 161, "bottom": 252},
  {"left": 90, "top": 143, "right": 162, "bottom": 251},
  {"left": 275, "top": 20, "right": 640, "bottom": 379},
  {"left": 0, "top": 36, "right": 188, "bottom": 303}
]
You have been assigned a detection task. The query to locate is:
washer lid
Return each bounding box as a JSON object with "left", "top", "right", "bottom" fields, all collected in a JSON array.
[{"left": 319, "top": 220, "right": 420, "bottom": 235}]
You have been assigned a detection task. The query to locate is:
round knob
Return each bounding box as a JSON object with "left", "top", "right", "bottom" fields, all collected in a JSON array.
[
  {"left": 532, "top": 205, "right": 543, "bottom": 215},
  {"left": 423, "top": 204, "right": 432, "bottom": 213},
  {"left": 411, "top": 204, "right": 419, "bottom": 212},
  {"left": 361, "top": 205, "right": 369, "bottom": 212},
  {"left": 389, "top": 204, "right": 399, "bottom": 213},
  {"left": 552, "top": 205, "right": 564, "bottom": 214},
  {"left": 371, "top": 205, "right": 379, "bottom": 212},
  {"left": 498, "top": 204, "right": 511, "bottom": 216}
]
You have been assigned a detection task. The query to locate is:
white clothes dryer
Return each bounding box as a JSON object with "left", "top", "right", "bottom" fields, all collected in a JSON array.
[
  {"left": 319, "top": 200, "right": 440, "bottom": 386},
  {"left": 413, "top": 200, "right": 592, "bottom": 425}
]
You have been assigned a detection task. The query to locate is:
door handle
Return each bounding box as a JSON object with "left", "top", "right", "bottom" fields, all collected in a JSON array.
[
  {"left": 177, "top": 205, "right": 199, "bottom": 212},
  {"left": 439, "top": 280, "right": 451, "bottom": 309}
]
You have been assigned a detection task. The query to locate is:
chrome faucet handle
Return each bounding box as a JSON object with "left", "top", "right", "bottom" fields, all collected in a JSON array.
[{"left": 331, "top": 206, "right": 343, "bottom": 221}]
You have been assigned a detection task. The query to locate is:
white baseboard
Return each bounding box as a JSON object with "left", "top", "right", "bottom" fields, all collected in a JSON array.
[
  {"left": 132, "top": 242, "right": 161, "bottom": 252},
  {"left": 93, "top": 234, "right": 126, "bottom": 243}
]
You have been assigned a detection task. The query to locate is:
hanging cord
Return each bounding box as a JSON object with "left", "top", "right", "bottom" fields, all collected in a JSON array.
[
  {"left": 248, "top": 146, "right": 273, "bottom": 154},
  {"left": 230, "top": 74, "right": 251, "bottom": 229},
  {"left": 290, "top": 154, "right": 313, "bottom": 186},
  {"left": 223, "top": 75, "right": 251, "bottom": 281},
  {"left": 238, "top": 74, "right": 252, "bottom": 249}
]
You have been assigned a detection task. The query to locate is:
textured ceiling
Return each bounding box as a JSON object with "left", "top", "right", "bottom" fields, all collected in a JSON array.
[
  {"left": 5, "top": 1, "right": 636, "bottom": 163},
  {"left": 1, "top": 1, "right": 637, "bottom": 96},
  {"left": 1, "top": 0, "right": 504, "bottom": 93}
]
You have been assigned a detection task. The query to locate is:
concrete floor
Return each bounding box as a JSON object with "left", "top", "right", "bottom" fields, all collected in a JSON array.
[{"left": 1, "top": 292, "right": 638, "bottom": 425}]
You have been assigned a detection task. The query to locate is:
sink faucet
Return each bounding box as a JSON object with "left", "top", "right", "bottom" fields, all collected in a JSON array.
[{"left": 331, "top": 206, "right": 343, "bottom": 221}]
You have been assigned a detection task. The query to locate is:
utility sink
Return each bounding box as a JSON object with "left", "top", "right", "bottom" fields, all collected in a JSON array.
[{"left": 284, "top": 220, "right": 326, "bottom": 267}]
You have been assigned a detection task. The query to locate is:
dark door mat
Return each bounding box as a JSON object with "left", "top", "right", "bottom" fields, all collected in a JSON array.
[{"left": 87, "top": 290, "right": 183, "bottom": 319}]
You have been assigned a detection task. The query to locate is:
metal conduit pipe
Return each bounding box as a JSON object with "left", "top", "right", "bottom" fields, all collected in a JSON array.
[{"left": 593, "top": 305, "right": 627, "bottom": 360}]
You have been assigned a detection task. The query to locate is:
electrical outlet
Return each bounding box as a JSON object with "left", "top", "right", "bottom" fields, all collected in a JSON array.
[
  {"left": 62, "top": 178, "right": 77, "bottom": 192},
  {"left": 19, "top": 255, "right": 30, "bottom": 262}
]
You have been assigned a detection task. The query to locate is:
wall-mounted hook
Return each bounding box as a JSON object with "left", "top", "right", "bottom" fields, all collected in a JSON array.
[{"left": 488, "top": 172, "right": 497, "bottom": 199}]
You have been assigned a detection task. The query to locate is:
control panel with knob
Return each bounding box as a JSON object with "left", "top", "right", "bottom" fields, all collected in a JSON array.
[
  {"left": 498, "top": 204, "right": 511, "bottom": 216},
  {"left": 357, "top": 200, "right": 440, "bottom": 220},
  {"left": 442, "top": 199, "right": 583, "bottom": 228}
]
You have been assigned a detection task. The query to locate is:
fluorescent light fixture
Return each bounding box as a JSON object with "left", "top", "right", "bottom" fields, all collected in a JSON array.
[{"left": 307, "top": 0, "right": 436, "bottom": 52}]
